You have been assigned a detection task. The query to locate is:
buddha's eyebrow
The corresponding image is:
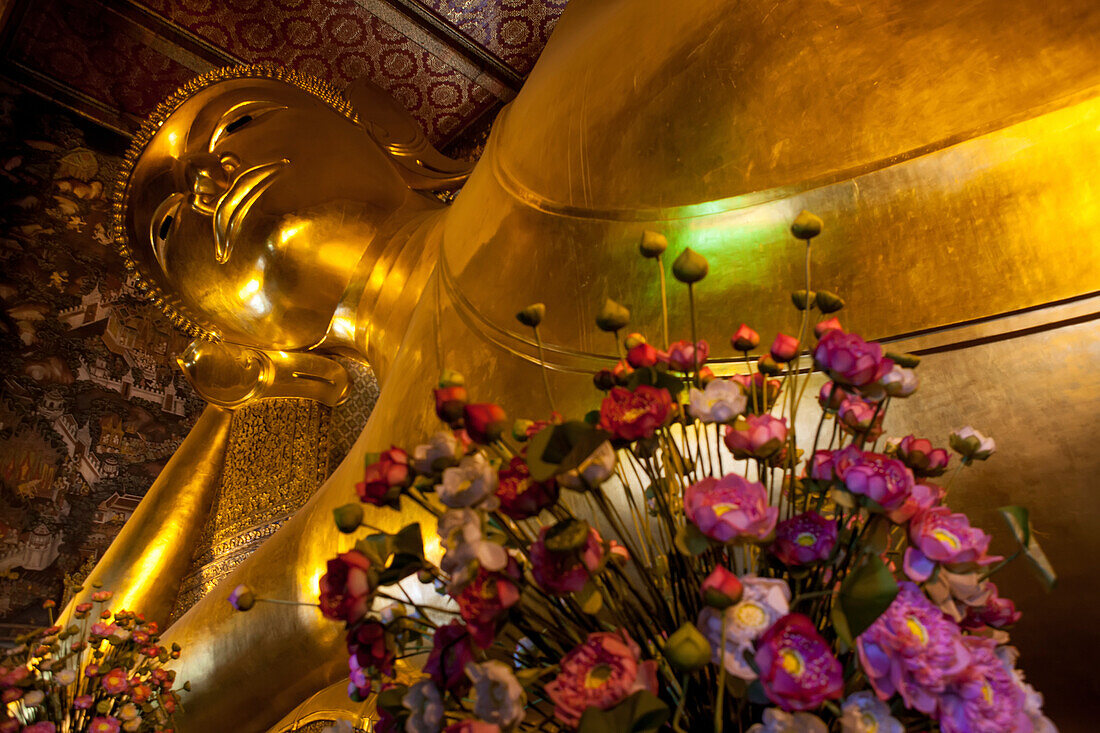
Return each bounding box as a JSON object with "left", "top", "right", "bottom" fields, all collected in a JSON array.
[{"left": 207, "top": 100, "right": 288, "bottom": 153}]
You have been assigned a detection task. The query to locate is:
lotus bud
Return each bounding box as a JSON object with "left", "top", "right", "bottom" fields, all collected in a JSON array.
[
  {"left": 700, "top": 566, "right": 743, "bottom": 608},
  {"left": 665, "top": 622, "right": 712, "bottom": 671},
  {"left": 627, "top": 342, "right": 660, "bottom": 368},
  {"left": 463, "top": 403, "right": 508, "bottom": 444},
  {"left": 949, "top": 426, "right": 996, "bottom": 461},
  {"left": 417, "top": 569, "right": 436, "bottom": 584},
  {"left": 757, "top": 354, "right": 783, "bottom": 376},
  {"left": 227, "top": 584, "right": 255, "bottom": 612},
  {"left": 516, "top": 303, "right": 545, "bottom": 328},
  {"left": 595, "top": 298, "right": 631, "bottom": 332},
  {"left": 790, "top": 210, "right": 823, "bottom": 240},
  {"left": 791, "top": 290, "right": 816, "bottom": 311},
  {"left": 438, "top": 369, "right": 465, "bottom": 388},
  {"left": 672, "top": 247, "right": 709, "bottom": 283},
  {"left": 639, "top": 230, "right": 668, "bottom": 258},
  {"left": 333, "top": 503, "right": 364, "bottom": 534},
  {"left": 623, "top": 332, "right": 647, "bottom": 349},
  {"left": 544, "top": 519, "right": 591, "bottom": 554},
  {"left": 814, "top": 317, "right": 843, "bottom": 338},
  {"left": 593, "top": 369, "right": 616, "bottom": 391},
  {"left": 731, "top": 323, "right": 760, "bottom": 351},
  {"left": 815, "top": 290, "right": 845, "bottom": 313},
  {"left": 512, "top": 419, "right": 535, "bottom": 441},
  {"left": 770, "top": 333, "right": 800, "bottom": 363}
]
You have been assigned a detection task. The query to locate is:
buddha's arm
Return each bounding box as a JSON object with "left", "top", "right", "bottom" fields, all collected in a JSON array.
[{"left": 60, "top": 405, "right": 232, "bottom": 627}]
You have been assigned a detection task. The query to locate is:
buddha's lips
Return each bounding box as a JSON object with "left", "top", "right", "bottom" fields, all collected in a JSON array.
[{"left": 212, "top": 158, "right": 289, "bottom": 264}]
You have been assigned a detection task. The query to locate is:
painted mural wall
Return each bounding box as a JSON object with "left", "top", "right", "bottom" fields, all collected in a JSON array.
[{"left": 0, "top": 84, "right": 204, "bottom": 636}]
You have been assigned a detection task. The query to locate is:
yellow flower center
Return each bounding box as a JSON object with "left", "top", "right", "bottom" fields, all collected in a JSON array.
[
  {"left": 780, "top": 648, "right": 805, "bottom": 676},
  {"left": 932, "top": 528, "right": 961, "bottom": 549},
  {"left": 621, "top": 407, "right": 649, "bottom": 422},
  {"left": 713, "top": 502, "right": 739, "bottom": 517},
  {"left": 861, "top": 713, "right": 879, "bottom": 733},
  {"left": 796, "top": 531, "right": 817, "bottom": 547},
  {"left": 905, "top": 616, "right": 929, "bottom": 645},
  {"left": 585, "top": 664, "right": 613, "bottom": 689},
  {"left": 981, "top": 681, "right": 994, "bottom": 705},
  {"left": 733, "top": 601, "right": 767, "bottom": 630}
]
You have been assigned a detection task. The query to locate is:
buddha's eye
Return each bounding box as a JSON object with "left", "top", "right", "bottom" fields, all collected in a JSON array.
[
  {"left": 150, "top": 193, "right": 185, "bottom": 271},
  {"left": 208, "top": 101, "right": 288, "bottom": 152}
]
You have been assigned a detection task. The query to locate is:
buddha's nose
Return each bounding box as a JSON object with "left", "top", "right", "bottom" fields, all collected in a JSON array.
[{"left": 185, "top": 153, "right": 241, "bottom": 216}]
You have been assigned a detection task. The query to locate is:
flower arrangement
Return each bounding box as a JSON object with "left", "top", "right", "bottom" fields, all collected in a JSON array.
[
  {"left": 234, "top": 213, "right": 1058, "bottom": 732},
  {"left": 1, "top": 591, "right": 184, "bottom": 733}
]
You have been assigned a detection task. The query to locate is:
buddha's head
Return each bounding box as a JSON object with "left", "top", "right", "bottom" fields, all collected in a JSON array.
[{"left": 116, "top": 64, "right": 468, "bottom": 351}]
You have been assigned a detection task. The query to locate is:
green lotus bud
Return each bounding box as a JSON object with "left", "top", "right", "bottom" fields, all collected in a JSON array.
[
  {"left": 516, "top": 303, "right": 546, "bottom": 328},
  {"left": 790, "top": 210, "right": 823, "bottom": 240},
  {"left": 333, "top": 503, "right": 364, "bottom": 534},
  {"left": 639, "top": 230, "right": 668, "bottom": 258},
  {"left": 596, "top": 298, "right": 631, "bottom": 332},
  {"left": 791, "top": 290, "right": 816, "bottom": 311},
  {"left": 757, "top": 354, "right": 783, "bottom": 376},
  {"left": 544, "top": 519, "right": 591, "bottom": 554},
  {"left": 886, "top": 351, "right": 921, "bottom": 368},
  {"left": 438, "top": 369, "right": 465, "bottom": 388},
  {"left": 665, "top": 622, "right": 712, "bottom": 671},
  {"left": 512, "top": 419, "right": 535, "bottom": 441},
  {"left": 672, "top": 247, "right": 709, "bottom": 283},
  {"left": 417, "top": 569, "right": 435, "bottom": 584},
  {"left": 815, "top": 290, "right": 845, "bottom": 313}
]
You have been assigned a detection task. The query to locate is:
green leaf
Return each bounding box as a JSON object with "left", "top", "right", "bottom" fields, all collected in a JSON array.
[
  {"left": 831, "top": 600, "right": 854, "bottom": 647},
  {"left": 578, "top": 690, "right": 670, "bottom": 733},
  {"left": 357, "top": 524, "right": 424, "bottom": 586},
  {"left": 576, "top": 581, "right": 603, "bottom": 615},
  {"left": 674, "top": 522, "right": 711, "bottom": 555},
  {"left": 837, "top": 554, "right": 899, "bottom": 640},
  {"left": 746, "top": 679, "right": 771, "bottom": 706},
  {"left": 527, "top": 422, "right": 612, "bottom": 481},
  {"left": 999, "top": 505, "right": 1057, "bottom": 591},
  {"left": 376, "top": 684, "right": 408, "bottom": 712}
]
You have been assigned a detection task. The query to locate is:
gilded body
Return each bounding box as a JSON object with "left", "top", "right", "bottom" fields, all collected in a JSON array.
[{"left": 71, "top": 0, "right": 1100, "bottom": 729}]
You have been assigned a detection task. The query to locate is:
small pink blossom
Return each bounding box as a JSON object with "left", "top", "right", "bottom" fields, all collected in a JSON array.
[{"left": 666, "top": 339, "right": 709, "bottom": 372}]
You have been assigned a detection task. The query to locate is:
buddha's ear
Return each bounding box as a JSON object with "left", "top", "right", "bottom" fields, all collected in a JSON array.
[{"left": 345, "top": 78, "right": 473, "bottom": 192}]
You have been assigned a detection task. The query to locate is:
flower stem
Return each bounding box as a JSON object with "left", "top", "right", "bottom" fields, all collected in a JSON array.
[
  {"left": 533, "top": 324, "right": 557, "bottom": 413},
  {"left": 658, "top": 253, "right": 670, "bottom": 349}
]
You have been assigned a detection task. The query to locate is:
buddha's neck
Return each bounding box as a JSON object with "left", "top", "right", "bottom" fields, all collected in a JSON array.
[{"left": 316, "top": 191, "right": 446, "bottom": 382}]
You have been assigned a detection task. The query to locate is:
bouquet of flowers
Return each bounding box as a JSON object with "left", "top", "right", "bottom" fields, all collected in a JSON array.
[
  {"left": 235, "top": 212, "right": 1058, "bottom": 732},
  {"left": 1, "top": 590, "right": 184, "bottom": 733}
]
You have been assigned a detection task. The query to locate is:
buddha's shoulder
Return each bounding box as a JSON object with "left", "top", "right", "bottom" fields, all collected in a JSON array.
[{"left": 490, "top": 0, "right": 1100, "bottom": 212}]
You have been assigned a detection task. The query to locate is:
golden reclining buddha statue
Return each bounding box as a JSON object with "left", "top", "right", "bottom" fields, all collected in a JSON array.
[{"left": 67, "top": 0, "right": 1100, "bottom": 729}]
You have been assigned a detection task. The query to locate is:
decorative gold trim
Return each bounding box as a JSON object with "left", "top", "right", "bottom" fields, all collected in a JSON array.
[{"left": 110, "top": 63, "right": 360, "bottom": 341}]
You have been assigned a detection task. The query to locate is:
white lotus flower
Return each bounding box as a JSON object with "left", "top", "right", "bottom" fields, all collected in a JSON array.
[
  {"left": 689, "top": 379, "right": 748, "bottom": 423},
  {"left": 840, "top": 691, "right": 904, "bottom": 733},
  {"left": 438, "top": 452, "right": 498, "bottom": 509},
  {"left": 466, "top": 660, "right": 526, "bottom": 728}
]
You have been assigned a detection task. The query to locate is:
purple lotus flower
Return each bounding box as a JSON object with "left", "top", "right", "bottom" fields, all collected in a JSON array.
[
  {"left": 961, "top": 582, "right": 1021, "bottom": 630},
  {"left": 836, "top": 449, "right": 915, "bottom": 512},
  {"left": 905, "top": 506, "right": 1001, "bottom": 579},
  {"left": 685, "top": 474, "right": 778, "bottom": 543},
  {"left": 857, "top": 582, "right": 971, "bottom": 714},
  {"left": 806, "top": 450, "right": 837, "bottom": 481},
  {"left": 813, "top": 330, "right": 893, "bottom": 388},
  {"left": 424, "top": 622, "right": 475, "bottom": 693},
  {"left": 938, "top": 637, "right": 1029, "bottom": 733},
  {"left": 755, "top": 613, "right": 843, "bottom": 711},
  {"left": 771, "top": 512, "right": 837, "bottom": 565}
]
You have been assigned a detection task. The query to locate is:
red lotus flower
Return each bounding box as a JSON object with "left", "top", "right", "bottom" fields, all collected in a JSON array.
[
  {"left": 731, "top": 323, "right": 760, "bottom": 351},
  {"left": 319, "top": 549, "right": 374, "bottom": 623},
  {"left": 770, "top": 333, "right": 800, "bottom": 363},
  {"left": 347, "top": 620, "right": 395, "bottom": 676},
  {"left": 666, "top": 339, "right": 709, "bottom": 372},
  {"left": 626, "top": 341, "right": 661, "bottom": 368},
  {"left": 99, "top": 667, "right": 129, "bottom": 695},
  {"left": 813, "top": 317, "right": 843, "bottom": 338},
  {"left": 496, "top": 456, "right": 559, "bottom": 520},
  {"left": 598, "top": 385, "right": 672, "bottom": 441},
  {"left": 356, "top": 446, "right": 411, "bottom": 507},
  {"left": 756, "top": 613, "right": 843, "bottom": 710},
  {"left": 455, "top": 560, "right": 521, "bottom": 647}
]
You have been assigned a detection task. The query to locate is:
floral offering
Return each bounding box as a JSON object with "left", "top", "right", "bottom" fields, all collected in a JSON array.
[
  {"left": 232, "top": 214, "right": 1057, "bottom": 732},
  {"left": 1, "top": 591, "right": 183, "bottom": 733}
]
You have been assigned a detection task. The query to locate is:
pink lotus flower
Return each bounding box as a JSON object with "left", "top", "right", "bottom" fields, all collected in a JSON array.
[
  {"left": 598, "top": 385, "right": 673, "bottom": 441},
  {"left": 731, "top": 373, "right": 781, "bottom": 413},
  {"left": 89, "top": 718, "right": 120, "bottom": 733},
  {"left": 723, "top": 414, "right": 788, "bottom": 460},
  {"left": 545, "top": 630, "right": 659, "bottom": 727},
  {"left": 356, "top": 446, "right": 410, "bottom": 507},
  {"left": 838, "top": 397, "right": 884, "bottom": 441},
  {"left": 627, "top": 341, "right": 662, "bottom": 368},
  {"left": 756, "top": 613, "right": 843, "bottom": 711},
  {"left": 813, "top": 330, "right": 893, "bottom": 388},
  {"left": 666, "top": 339, "right": 709, "bottom": 372},
  {"left": 684, "top": 474, "right": 778, "bottom": 543},
  {"left": 73, "top": 694, "right": 94, "bottom": 709},
  {"left": 905, "top": 507, "right": 1001, "bottom": 578},
  {"left": 961, "top": 582, "right": 1021, "bottom": 630},
  {"left": 894, "top": 435, "right": 950, "bottom": 478},
  {"left": 495, "top": 456, "right": 559, "bottom": 519},
  {"left": 530, "top": 524, "right": 607, "bottom": 594},
  {"left": 99, "top": 667, "right": 129, "bottom": 695},
  {"left": 700, "top": 566, "right": 744, "bottom": 608},
  {"left": 817, "top": 382, "right": 846, "bottom": 411},
  {"left": 731, "top": 324, "right": 760, "bottom": 352},
  {"left": 770, "top": 333, "right": 800, "bottom": 363},
  {"left": 806, "top": 450, "right": 837, "bottom": 481},
  {"left": 857, "top": 582, "right": 971, "bottom": 714},
  {"left": 885, "top": 482, "right": 943, "bottom": 524},
  {"left": 836, "top": 449, "right": 915, "bottom": 512},
  {"left": 771, "top": 512, "right": 837, "bottom": 565},
  {"left": 938, "top": 637, "right": 1029, "bottom": 733},
  {"left": 318, "top": 549, "right": 374, "bottom": 623}
]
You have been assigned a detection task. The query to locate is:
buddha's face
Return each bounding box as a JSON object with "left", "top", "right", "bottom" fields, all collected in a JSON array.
[{"left": 124, "top": 77, "right": 409, "bottom": 350}]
